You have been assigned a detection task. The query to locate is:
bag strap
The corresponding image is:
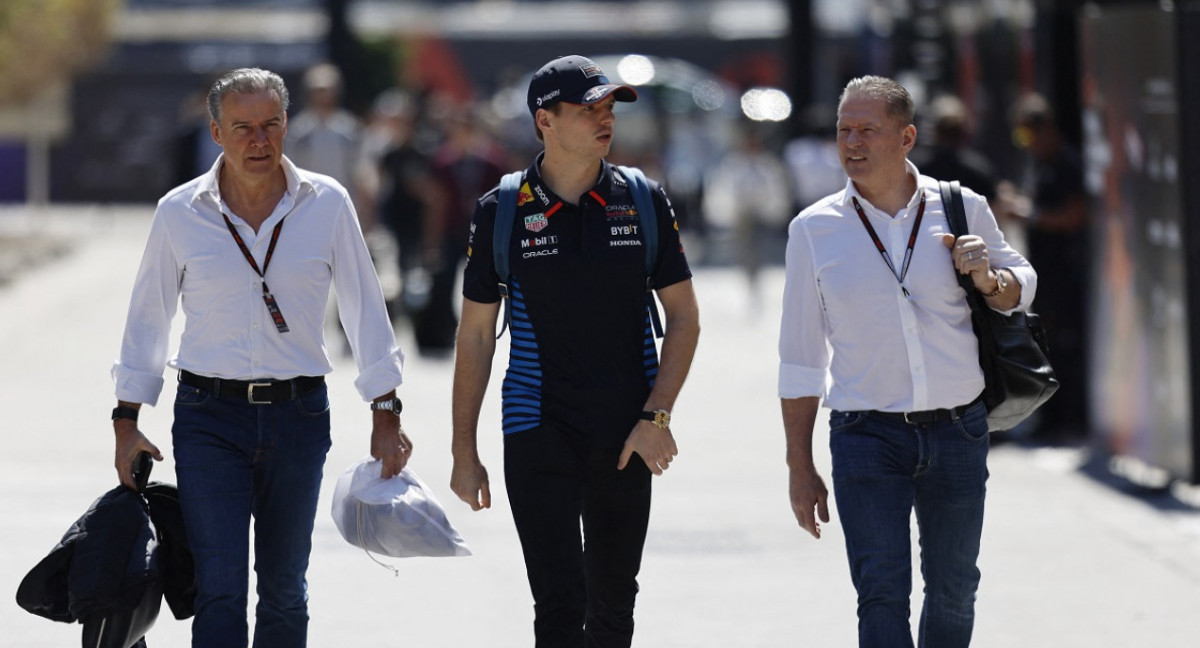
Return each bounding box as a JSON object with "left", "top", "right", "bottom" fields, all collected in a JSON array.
[
  {"left": 939, "top": 180, "right": 987, "bottom": 310},
  {"left": 616, "top": 165, "right": 665, "bottom": 338},
  {"left": 493, "top": 171, "right": 523, "bottom": 338}
]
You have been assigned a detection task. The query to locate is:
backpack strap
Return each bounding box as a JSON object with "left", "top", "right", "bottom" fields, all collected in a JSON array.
[
  {"left": 616, "top": 165, "right": 665, "bottom": 338},
  {"left": 493, "top": 171, "right": 523, "bottom": 338}
]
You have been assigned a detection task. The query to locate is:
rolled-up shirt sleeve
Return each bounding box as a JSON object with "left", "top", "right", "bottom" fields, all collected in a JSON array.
[
  {"left": 112, "top": 206, "right": 182, "bottom": 406},
  {"left": 330, "top": 199, "right": 405, "bottom": 401},
  {"left": 778, "top": 215, "right": 832, "bottom": 400}
]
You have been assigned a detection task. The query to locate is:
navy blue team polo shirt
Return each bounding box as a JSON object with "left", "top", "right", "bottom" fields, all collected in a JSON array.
[{"left": 462, "top": 155, "right": 692, "bottom": 447}]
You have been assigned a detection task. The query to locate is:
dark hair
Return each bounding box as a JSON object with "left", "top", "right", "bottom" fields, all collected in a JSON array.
[
  {"left": 207, "top": 68, "right": 290, "bottom": 123},
  {"left": 838, "top": 76, "right": 915, "bottom": 126}
]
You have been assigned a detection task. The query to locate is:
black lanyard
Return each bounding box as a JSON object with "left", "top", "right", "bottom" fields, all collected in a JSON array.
[
  {"left": 851, "top": 191, "right": 926, "bottom": 298},
  {"left": 223, "top": 214, "right": 290, "bottom": 333}
]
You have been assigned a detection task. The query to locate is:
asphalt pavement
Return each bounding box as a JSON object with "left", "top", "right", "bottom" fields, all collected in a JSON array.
[{"left": 3, "top": 206, "right": 1199, "bottom": 647}]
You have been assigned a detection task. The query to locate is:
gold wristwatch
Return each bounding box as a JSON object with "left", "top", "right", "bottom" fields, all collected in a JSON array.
[
  {"left": 982, "top": 268, "right": 1009, "bottom": 297},
  {"left": 639, "top": 409, "right": 671, "bottom": 429}
]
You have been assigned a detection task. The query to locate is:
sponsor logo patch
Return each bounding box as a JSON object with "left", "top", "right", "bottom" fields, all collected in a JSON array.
[
  {"left": 520, "top": 235, "right": 559, "bottom": 249},
  {"left": 580, "top": 64, "right": 604, "bottom": 79},
  {"left": 533, "top": 184, "right": 550, "bottom": 206},
  {"left": 605, "top": 204, "right": 637, "bottom": 219},
  {"left": 536, "top": 89, "right": 561, "bottom": 106},
  {"left": 524, "top": 213, "right": 549, "bottom": 233},
  {"left": 517, "top": 183, "right": 535, "bottom": 206}
]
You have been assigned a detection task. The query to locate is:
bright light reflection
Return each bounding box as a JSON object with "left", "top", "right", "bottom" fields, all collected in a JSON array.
[
  {"left": 617, "top": 54, "right": 656, "bottom": 86},
  {"left": 740, "top": 87, "right": 793, "bottom": 122}
]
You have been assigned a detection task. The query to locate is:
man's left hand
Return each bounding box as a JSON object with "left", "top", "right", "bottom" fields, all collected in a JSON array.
[
  {"left": 618, "top": 421, "right": 678, "bottom": 475},
  {"left": 371, "top": 411, "right": 413, "bottom": 479}
]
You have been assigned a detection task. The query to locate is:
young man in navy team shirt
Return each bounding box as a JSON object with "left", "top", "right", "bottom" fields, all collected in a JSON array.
[{"left": 450, "top": 55, "right": 700, "bottom": 647}]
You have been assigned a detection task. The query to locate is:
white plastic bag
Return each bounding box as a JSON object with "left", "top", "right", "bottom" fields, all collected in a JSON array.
[{"left": 331, "top": 458, "right": 471, "bottom": 559}]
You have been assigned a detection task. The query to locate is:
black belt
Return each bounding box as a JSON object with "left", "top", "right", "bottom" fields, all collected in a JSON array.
[
  {"left": 179, "top": 370, "right": 324, "bottom": 404},
  {"left": 867, "top": 396, "right": 982, "bottom": 425}
]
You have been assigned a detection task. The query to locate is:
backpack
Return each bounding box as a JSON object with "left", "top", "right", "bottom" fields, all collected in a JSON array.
[{"left": 492, "top": 165, "right": 664, "bottom": 338}]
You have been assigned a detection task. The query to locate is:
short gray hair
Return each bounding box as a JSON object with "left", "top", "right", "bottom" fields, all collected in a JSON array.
[
  {"left": 207, "top": 68, "right": 290, "bottom": 123},
  {"left": 838, "top": 75, "right": 914, "bottom": 126}
]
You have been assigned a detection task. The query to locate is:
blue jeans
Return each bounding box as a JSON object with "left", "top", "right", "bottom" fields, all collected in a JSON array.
[
  {"left": 172, "top": 381, "right": 332, "bottom": 648},
  {"left": 829, "top": 401, "right": 989, "bottom": 648}
]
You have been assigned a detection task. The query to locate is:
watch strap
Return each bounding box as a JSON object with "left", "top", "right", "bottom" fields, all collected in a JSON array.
[
  {"left": 370, "top": 397, "right": 403, "bottom": 414},
  {"left": 112, "top": 406, "right": 139, "bottom": 422},
  {"left": 982, "top": 267, "right": 1008, "bottom": 297}
]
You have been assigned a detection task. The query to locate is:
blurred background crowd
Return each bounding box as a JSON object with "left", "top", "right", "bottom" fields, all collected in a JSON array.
[{"left": 1, "top": 0, "right": 1198, "bottom": 480}]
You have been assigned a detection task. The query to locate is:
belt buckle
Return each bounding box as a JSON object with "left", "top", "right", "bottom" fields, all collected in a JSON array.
[
  {"left": 247, "top": 382, "right": 272, "bottom": 405},
  {"left": 903, "top": 411, "right": 917, "bottom": 425}
]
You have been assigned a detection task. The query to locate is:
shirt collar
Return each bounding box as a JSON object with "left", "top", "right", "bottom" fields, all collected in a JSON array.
[
  {"left": 189, "top": 154, "right": 314, "bottom": 207},
  {"left": 524, "top": 152, "right": 616, "bottom": 208}
]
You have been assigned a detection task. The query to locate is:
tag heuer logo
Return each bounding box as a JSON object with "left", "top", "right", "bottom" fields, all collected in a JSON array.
[{"left": 524, "top": 213, "right": 549, "bottom": 232}]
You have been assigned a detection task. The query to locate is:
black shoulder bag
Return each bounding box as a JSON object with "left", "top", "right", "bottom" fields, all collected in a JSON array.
[{"left": 940, "top": 180, "right": 1059, "bottom": 432}]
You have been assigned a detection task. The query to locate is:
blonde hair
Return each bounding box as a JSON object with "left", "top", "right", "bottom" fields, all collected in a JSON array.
[{"left": 838, "top": 76, "right": 914, "bottom": 126}]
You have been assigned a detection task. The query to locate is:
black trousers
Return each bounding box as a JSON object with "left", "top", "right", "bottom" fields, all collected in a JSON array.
[{"left": 504, "top": 425, "right": 653, "bottom": 648}]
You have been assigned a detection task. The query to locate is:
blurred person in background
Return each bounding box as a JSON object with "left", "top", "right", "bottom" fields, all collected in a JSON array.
[
  {"left": 110, "top": 68, "right": 411, "bottom": 648},
  {"left": 287, "top": 62, "right": 366, "bottom": 223},
  {"left": 996, "top": 93, "right": 1090, "bottom": 444},
  {"left": 780, "top": 75, "right": 1035, "bottom": 648},
  {"left": 370, "top": 88, "right": 440, "bottom": 324},
  {"left": 450, "top": 55, "right": 700, "bottom": 647},
  {"left": 413, "top": 104, "right": 506, "bottom": 357},
  {"left": 910, "top": 95, "right": 998, "bottom": 204},
  {"left": 287, "top": 62, "right": 367, "bottom": 355},
  {"left": 783, "top": 104, "right": 846, "bottom": 213},
  {"left": 702, "top": 122, "right": 791, "bottom": 313}
]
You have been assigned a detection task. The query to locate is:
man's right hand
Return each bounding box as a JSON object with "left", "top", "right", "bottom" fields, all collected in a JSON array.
[
  {"left": 113, "top": 419, "right": 163, "bottom": 490},
  {"left": 450, "top": 455, "right": 491, "bottom": 511},
  {"left": 789, "top": 464, "right": 830, "bottom": 539}
]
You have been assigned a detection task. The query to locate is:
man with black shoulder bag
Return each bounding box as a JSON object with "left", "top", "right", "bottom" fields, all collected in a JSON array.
[{"left": 778, "top": 76, "right": 1039, "bottom": 647}]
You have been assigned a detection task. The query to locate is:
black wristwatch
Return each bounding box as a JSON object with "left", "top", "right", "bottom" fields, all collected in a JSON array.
[
  {"left": 639, "top": 409, "right": 671, "bottom": 429},
  {"left": 370, "top": 396, "right": 403, "bottom": 415},
  {"left": 112, "top": 406, "right": 139, "bottom": 422}
]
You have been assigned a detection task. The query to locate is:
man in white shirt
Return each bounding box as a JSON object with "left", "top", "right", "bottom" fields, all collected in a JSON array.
[
  {"left": 110, "top": 68, "right": 412, "bottom": 648},
  {"left": 779, "top": 76, "right": 1036, "bottom": 647}
]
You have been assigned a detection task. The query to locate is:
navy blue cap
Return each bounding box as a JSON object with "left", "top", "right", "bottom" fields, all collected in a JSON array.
[{"left": 527, "top": 55, "right": 637, "bottom": 117}]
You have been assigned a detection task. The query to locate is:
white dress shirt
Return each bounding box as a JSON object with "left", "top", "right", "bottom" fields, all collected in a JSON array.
[
  {"left": 778, "top": 160, "right": 1036, "bottom": 412},
  {"left": 113, "top": 155, "right": 403, "bottom": 406}
]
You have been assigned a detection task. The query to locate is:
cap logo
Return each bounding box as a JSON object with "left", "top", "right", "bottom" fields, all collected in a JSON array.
[
  {"left": 582, "top": 86, "right": 610, "bottom": 103},
  {"left": 536, "top": 89, "right": 561, "bottom": 107},
  {"left": 579, "top": 63, "right": 604, "bottom": 78}
]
